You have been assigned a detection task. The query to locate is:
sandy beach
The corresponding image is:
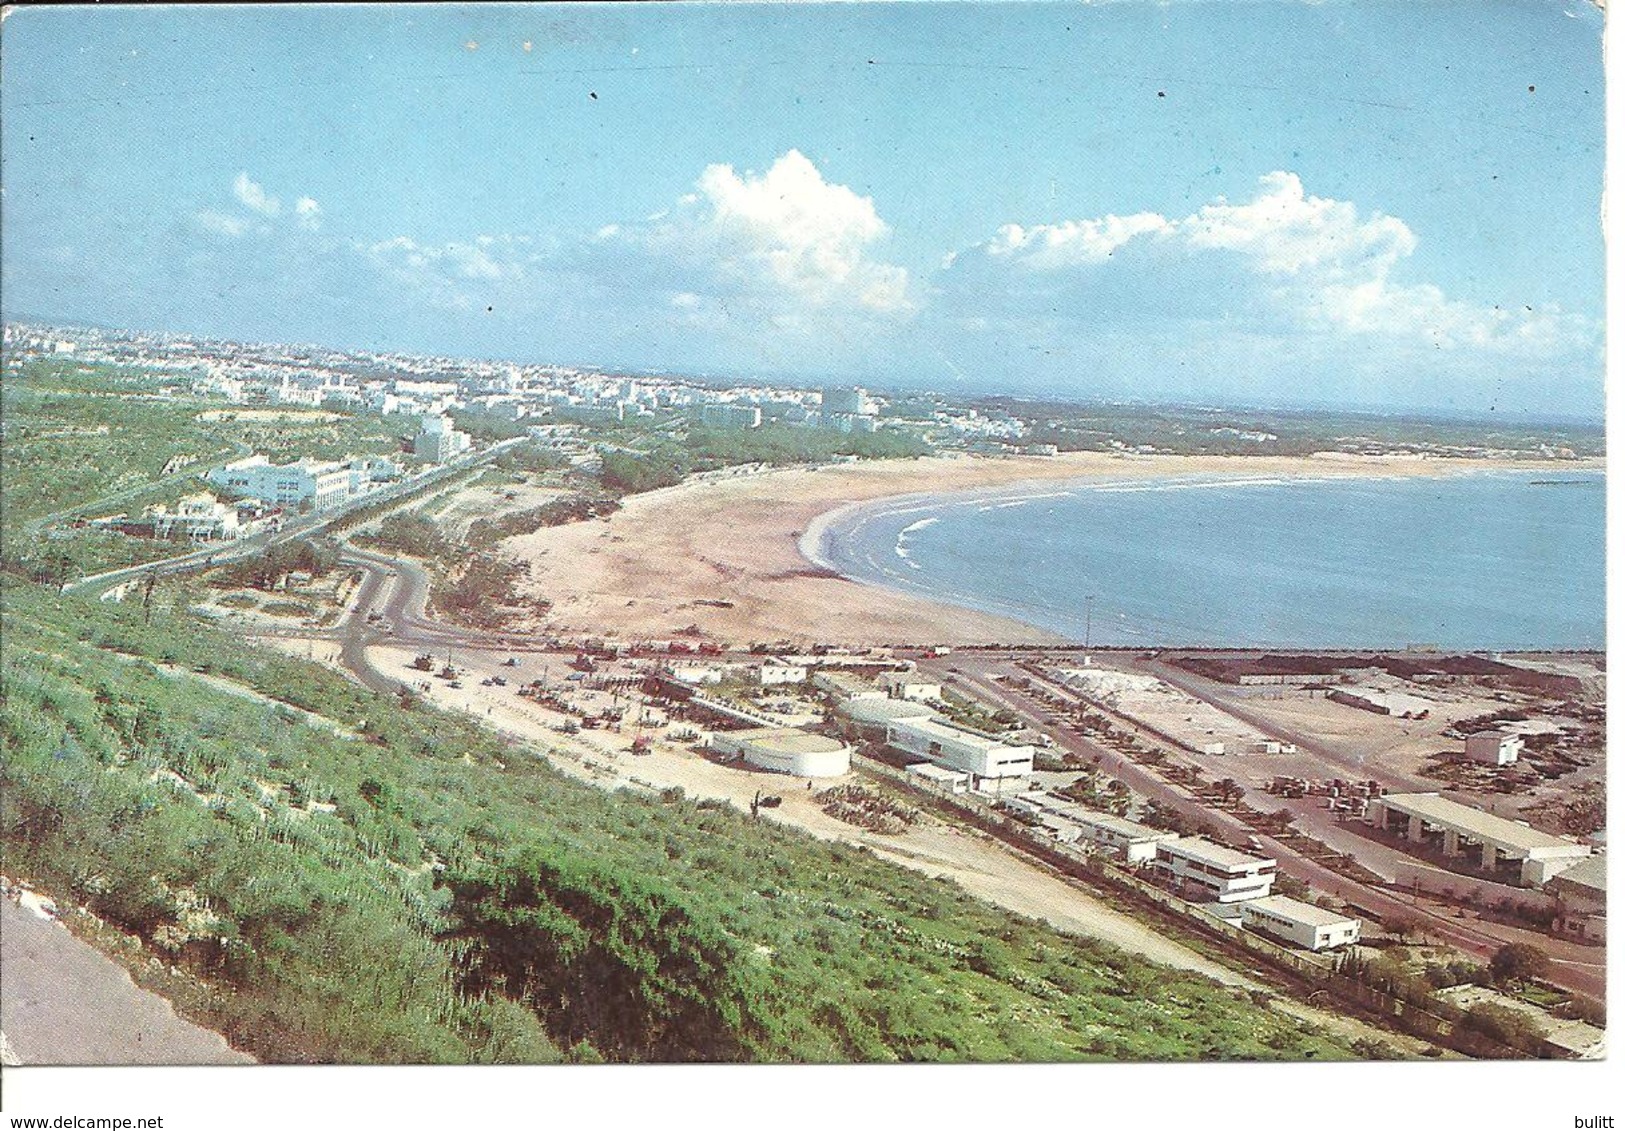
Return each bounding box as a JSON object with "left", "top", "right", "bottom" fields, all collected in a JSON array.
[{"left": 505, "top": 452, "right": 1597, "bottom": 647}]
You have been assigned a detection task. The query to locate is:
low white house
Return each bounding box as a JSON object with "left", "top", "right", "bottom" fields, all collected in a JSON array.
[
  {"left": 1004, "top": 794, "right": 1177, "bottom": 864},
  {"left": 758, "top": 661, "right": 808, "bottom": 686},
  {"left": 881, "top": 671, "right": 943, "bottom": 701},
  {"left": 1240, "top": 895, "right": 1361, "bottom": 950},
  {"left": 1464, "top": 730, "right": 1523, "bottom": 766},
  {"left": 906, "top": 762, "right": 970, "bottom": 793}
]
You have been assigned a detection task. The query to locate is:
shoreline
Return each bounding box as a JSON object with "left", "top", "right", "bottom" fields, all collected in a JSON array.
[{"left": 505, "top": 452, "right": 1601, "bottom": 648}]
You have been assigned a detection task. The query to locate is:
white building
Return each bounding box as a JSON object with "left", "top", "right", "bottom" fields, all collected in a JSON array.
[
  {"left": 708, "top": 727, "right": 851, "bottom": 778},
  {"left": 412, "top": 414, "right": 473, "bottom": 463},
  {"left": 884, "top": 718, "right": 1033, "bottom": 781},
  {"left": 881, "top": 671, "right": 943, "bottom": 702},
  {"left": 1241, "top": 895, "right": 1361, "bottom": 950},
  {"left": 1153, "top": 837, "right": 1277, "bottom": 903},
  {"left": 906, "top": 762, "right": 970, "bottom": 793},
  {"left": 1070, "top": 811, "right": 1179, "bottom": 865},
  {"left": 698, "top": 403, "right": 762, "bottom": 430},
  {"left": 758, "top": 662, "right": 807, "bottom": 686},
  {"left": 1366, "top": 792, "right": 1591, "bottom": 886},
  {"left": 1464, "top": 730, "right": 1523, "bottom": 766},
  {"left": 815, "top": 671, "right": 887, "bottom": 701},
  {"left": 145, "top": 494, "right": 240, "bottom": 542},
  {"left": 1547, "top": 854, "right": 1605, "bottom": 943},
  {"left": 1005, "top": 793, "right": 1177, "bottom": 864},
  {"left": 668, "top": 662, "right": 726, "bottom": 686},
  {"left": 206, "top": 455, "right": 355, "bottom": 511}
]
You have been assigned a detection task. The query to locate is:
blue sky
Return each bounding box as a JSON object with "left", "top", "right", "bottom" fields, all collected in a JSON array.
[{"left": 1, "top": 2, "right": 1604, "bottom": 417}]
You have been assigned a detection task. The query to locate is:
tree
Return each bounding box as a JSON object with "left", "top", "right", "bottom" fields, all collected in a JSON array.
[{"left": 1489, "top": 942, "right": 1550, "bottom": 987}]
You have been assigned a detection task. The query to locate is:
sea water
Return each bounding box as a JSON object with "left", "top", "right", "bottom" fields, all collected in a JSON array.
[{"left": 812, "top": 470, "right": 1604, "bottom": 649}]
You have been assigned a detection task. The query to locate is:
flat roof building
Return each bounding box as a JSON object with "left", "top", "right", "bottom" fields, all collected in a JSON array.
[
  {"left": 1154, "top": 837, "right": 1277, "bottom": 903},
  {"left": 1241, "top": 895, "right": 1361, "bottom": 951},
  {"left": 906, "top": 762, "right": 970, "bottom": 793},
  {"left": 880, "top": 671, "right": 943, "bottom": 702},
  {"left": 884, "top": 717, "right": 1033, "bottom": 782},
  {"left": 814, "top": 671, "right": 887, "bottom": 701},
  {"left": 708, "top": 727, "right": 851, "bottom": 778},
  {"left": 1464, "top": 730, "right": 1523, "bottom": 767},
  {"left": 1005, "top": 793, "right": 1177, "bottom": 864},
  {"left": 1548, "top": 855, "right": 1605, "bottom": 944},
  {"left": 1367, "top": 792, "right": 1591, "bottom": 886}
]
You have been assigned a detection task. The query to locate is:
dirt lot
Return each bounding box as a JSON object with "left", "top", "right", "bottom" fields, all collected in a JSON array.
[{"left": 421, "top": 476, "right": 568, "bottom": 541}]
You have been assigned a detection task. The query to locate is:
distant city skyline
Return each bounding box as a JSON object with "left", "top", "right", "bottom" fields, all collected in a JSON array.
[{"left": 1, "top": 3, "right": 1605, "bottom": 418}]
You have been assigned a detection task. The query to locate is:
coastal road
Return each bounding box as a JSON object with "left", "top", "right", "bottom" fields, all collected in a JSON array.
[
  {"left": 924, "top": 653, "right": 1607, "bottom": 1001},
  {"left": 1, "top": 898, "right": 252, "bottom": 1065}
]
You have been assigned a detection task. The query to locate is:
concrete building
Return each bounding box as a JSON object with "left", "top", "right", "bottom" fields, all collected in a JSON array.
[
  {"left": 881, "top": 671, "right": 942, "bottom": 702},
  {"left": 698, "top": 403, "right": 762, "bottom": 430},
  {"left": 815, "top": 671, "right": 887, "bottom": 701},
  {"left": 1464, "top": 730, "right": 1524, "bottom": 766},
  {"left": 1153, "top": 838, "right": 1277, "bottom": 903},
  {"left": 884, "top": 717, "right": 1033, "bottom": 781},
  {"left": 836, "top": 697, "right": 937, "bottom": 727},
  {"left": 1005, "top": 794, "right": 1176, "bottom": 864},
  {"left": 1546, "top": 854, "right": 1605, "bottom": 943},
  {"left": 708, "top": 727, "right": 851, "bottom": 778},
  {"left": 758, "top": 661, "right": 807, "bottom": 686},
  {"left": 906, "top": 762, "right": 970, "bottom": 793},
  {"left": 206, "top": 455, "right": 355, "bottom": 511},
  {"left": 412, "top": 414, "right": 472, "bottom": 463},
  {"left": 144, "top": 494, "right": 241, "bottom": 541},
  {"left": 820, "top": 385, "right": 868, "bottom": 416},
  {"left": 1241, "top": 895, "right": 1362, "bottom": 950},
  {"left": 1366, "top": 792, "right": 1592, "bottom": 886}
]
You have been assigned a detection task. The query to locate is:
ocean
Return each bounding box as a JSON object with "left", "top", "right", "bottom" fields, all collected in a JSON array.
[{"left": 810, "top": 469, "right": 1605, "bottom": 649}]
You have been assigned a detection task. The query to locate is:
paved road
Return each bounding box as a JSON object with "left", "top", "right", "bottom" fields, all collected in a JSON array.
[
  {"left": 1, "top": 898, "right": 252, "bottom": 1065},
  {"left": 923, "top": 654, "right": 1606, "bottom": 1002}
]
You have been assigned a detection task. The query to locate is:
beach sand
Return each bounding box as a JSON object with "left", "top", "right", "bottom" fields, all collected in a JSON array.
[{"left": 504, "top": 452, "right": 1594, "bottom": 647}]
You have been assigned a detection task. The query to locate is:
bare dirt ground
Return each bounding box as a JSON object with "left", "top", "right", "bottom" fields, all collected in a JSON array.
[
  {"left": 423, "top": 477, "right": 567, "bottom": 541},
  {"left": 358, "top": 640, "right": 1434, "bottom": 1054}
]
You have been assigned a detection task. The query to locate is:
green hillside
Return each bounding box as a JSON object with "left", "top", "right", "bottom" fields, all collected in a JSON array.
[{"left": 2, "top": 579, "right": 1357, "bottom": 1063}]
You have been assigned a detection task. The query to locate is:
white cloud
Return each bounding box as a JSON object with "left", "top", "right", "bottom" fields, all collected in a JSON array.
[
  {"left": 294, "top": 197, "right": 322, "bottom": 231},
  {"left": 942, "top": 171, "right": 1598, "bottom": 360},
  {"left": 194, "top": 210, "right": 248, "bottom": 238},
  {"left": 601, "top": 149, "right": 913, "bottom": 321},
  {"left": 232, "top": 172, "right": 281, "bottom": 218}
]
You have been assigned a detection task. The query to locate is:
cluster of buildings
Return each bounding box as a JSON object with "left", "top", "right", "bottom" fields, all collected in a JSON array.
[
  {"left": 87, "top": 494, "right": 280, "bottom": 543},
  {"left": 3, "top": 320, "right": 1063, "bottom": 456},
  {"left": 205, "top": 453, "right": 402, "bottom": 512},
  {"left": 1004, "top": 788, "right": 1361, "bottom": 951}
]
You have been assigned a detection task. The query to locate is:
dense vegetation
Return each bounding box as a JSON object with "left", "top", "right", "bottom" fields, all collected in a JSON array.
[
  {"left": 0, "top": 357, "right": 404, "bottom": 579},
  {"left": 598, "top": 424, "right": 931, "bottom": 498},
  {"left": 2, "top": 578, "right": 1356, "bottom": 1063}
]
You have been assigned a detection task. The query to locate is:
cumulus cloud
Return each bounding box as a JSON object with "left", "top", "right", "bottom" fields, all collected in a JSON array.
[
  {"left": 940, "top": 171, "right": 1597, "bottom": 360},
  {"left": 232, "top": 172, "right": 281, "bottom": 218},
  {"left": 596, "top": 149, "right": 913, "bottom": 321}
]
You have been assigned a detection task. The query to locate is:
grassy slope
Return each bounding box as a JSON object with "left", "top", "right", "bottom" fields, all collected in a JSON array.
[
  {"left": 1, "top": 359, "right": 405, "bottom": 576},
  {"left": 1, "top": 580, "right": 1356, "bottom": 1063}
]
